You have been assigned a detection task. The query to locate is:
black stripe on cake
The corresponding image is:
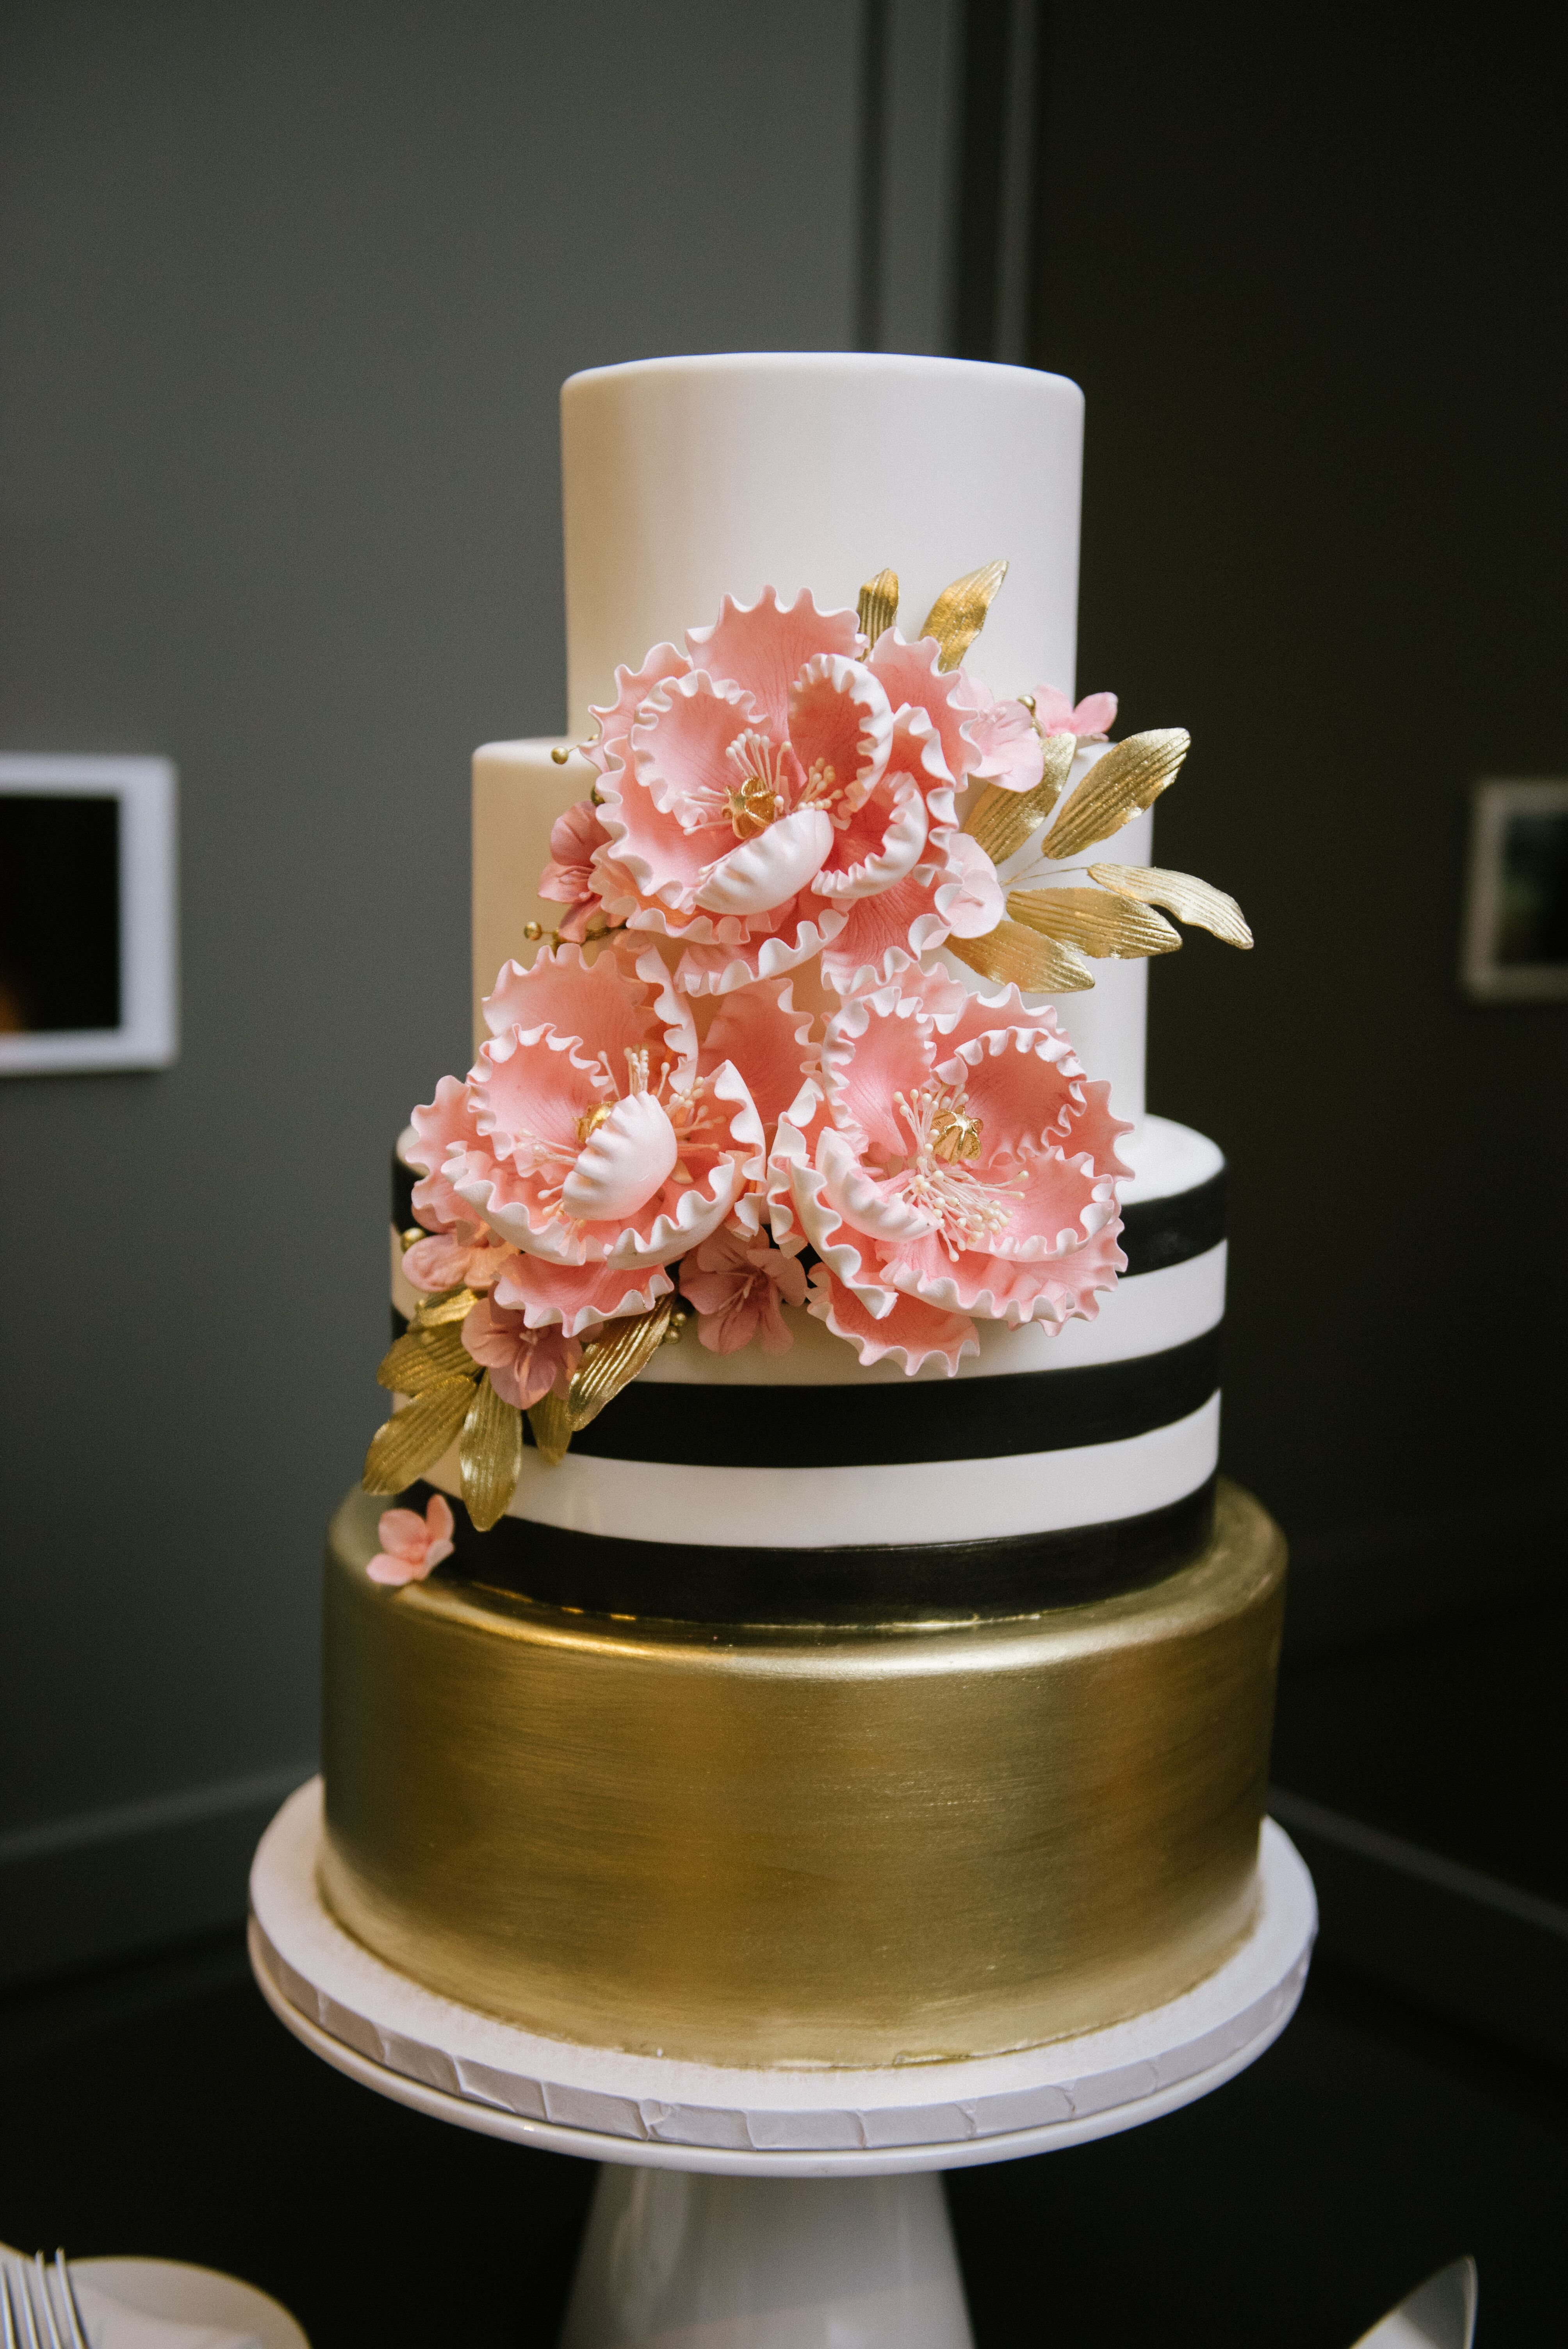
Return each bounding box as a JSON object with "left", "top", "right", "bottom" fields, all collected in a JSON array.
[
  {"left": 385, "top": 1321, "right": 1221, "bottom": 1463},
  {"left": 549, "top": 1328, "right": 1221, "bottom": 1466},
  {"left": 392, "top": 1149, "right": 418, "bottom": 1233},
  {"left": 1119, "top": 1166, "right": 1226, "bottom": 1274},
  {"left": 416, "top": 1474, "right": 1217, "bottom": 1624}
]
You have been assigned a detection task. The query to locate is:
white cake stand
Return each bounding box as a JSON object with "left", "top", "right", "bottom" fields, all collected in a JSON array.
[{"left": 250, "top": 1781, "right": 1314, "bottom": 2348}]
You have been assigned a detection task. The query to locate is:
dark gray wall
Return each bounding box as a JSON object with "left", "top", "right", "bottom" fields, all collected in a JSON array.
[
  {"left": 1032, "top": 2, "right": 1568, "bottom": 1642},
  {"left": 0, "top": 0, "right": 937, "bottom": 1980}
]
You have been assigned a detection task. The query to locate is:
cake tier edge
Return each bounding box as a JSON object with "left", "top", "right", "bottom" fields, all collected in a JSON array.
[{"left": 320, "top": 1477, "right": 1285, "bottom": 2069}]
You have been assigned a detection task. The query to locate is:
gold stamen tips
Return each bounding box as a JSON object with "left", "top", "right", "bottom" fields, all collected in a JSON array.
[
  {"left": 550, "top": 745, "right": 572, "bottom": 765},
  {"left": 661, "top": 1307, "right": 691, "bottom": 1346},
  {"left": 523, "top": 920, "right": 543, "bottom": 942},
  {"left": 576, "top": 1101, "right": 613, "bottom": 1144},
  {"left": 929, "top": 1103, "right": 984, "bottom": 1164}
]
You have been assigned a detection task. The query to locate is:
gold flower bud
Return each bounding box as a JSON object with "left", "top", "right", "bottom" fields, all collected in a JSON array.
[
  {"left": 724, "top": 773, "right": 779, "bottom": 839},
  {"left": 930, "top": 1104, "right": 983, "bottom": 1164}
]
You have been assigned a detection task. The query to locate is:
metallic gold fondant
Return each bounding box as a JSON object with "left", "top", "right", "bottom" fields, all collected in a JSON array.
[{"left": 320, "top": 1480, "right": 1285, "bottom": 2068}]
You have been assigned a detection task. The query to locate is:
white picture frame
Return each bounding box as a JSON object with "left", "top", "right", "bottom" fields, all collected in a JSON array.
[
  {"left": 1460, "top": 777, "right": 1568, "bottom": 1005},
  {"left": 0, "top": 753, "right": 179, "bottom": 1074}
]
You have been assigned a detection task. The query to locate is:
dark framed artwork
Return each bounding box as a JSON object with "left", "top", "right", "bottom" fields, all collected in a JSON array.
[
  {"left": 1460, "top": 778, "right": 1568, "bottom": 1004},
  {"left": 0, "top": 755, "right": 178, "bottom": 1073}
]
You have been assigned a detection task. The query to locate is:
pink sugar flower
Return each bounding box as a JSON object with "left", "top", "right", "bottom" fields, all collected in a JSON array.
[
  {"left": 366, "top": 1492, "right": 454, "bottom": 1586},
  {"left": 775, "top": 970, "right": 1132, "bottom": 1371},
  {"left": 681, "top": 1226, "right": 809, "bottom": 1355},
  {"left": 540, "top": 797, "right": 612, "bottom": 943},
  {"left": 461, "top": 1296, "right": 582, "bottom": 1408},
  {"left": 585, "top": 591, "right": 1013, "bottom": 996},
  {"left": 404, "top": 945, "right": 763, "bottom": 1339}
]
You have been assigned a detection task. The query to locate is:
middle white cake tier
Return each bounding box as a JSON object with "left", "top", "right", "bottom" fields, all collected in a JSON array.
[{"left": 473, "top": 737, "right": 1155, "bottom": 1125}]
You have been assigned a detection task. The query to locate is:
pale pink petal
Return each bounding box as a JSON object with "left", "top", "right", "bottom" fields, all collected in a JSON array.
[
  {"left": 492, "top": 1253, "right": 672, "bottom": 1336},
  {"left": 866, "top": 631, "right": 980, "bottom": 791},
  {"left": 1031, "top": 685, "right": 1078, "bottom": 734},
  {"left": 788, "top": 654, "right": 894, "bottom": 806},
  {"left": 686, "top": 588, "right": 860, "bottom": 739},
  {"left": 820, "top": 986, "right": 936, "bottom": 1158},
  {"left": 1071, "top": 691, "right": 1118, "bottom": 738},
  {"left": 962, "top": 683, "right": 1045, "bottom": 791},
  {"left": 806, "top": 1266, "right": 977, "bottom": 1375},
  {"left": 700, "top": 978, "right": 818, "bottom": 1135},
  {"left": 695, "top": 806, "right": 833, "bottom": 916},
  {"left": 932, "top": 832, "right": 1004, "bottom": 937},
  {"left": 375, "top": 1507, "right": 431, "bottom": 1563}
]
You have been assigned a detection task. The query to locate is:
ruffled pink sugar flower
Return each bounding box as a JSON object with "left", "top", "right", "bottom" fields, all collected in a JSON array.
[
  {"left": 461, "top": 1296, "right": 582, "bottom": 1408},
  {"left": 586, "top": 591, "right": 1007, "bottom": 995},
  {"left": 681, "top": 1226, "right": 809, "bottom": 1355},
  {"left": 540, "top": 797, "right": 611, "bottom": 942},
  {"left": 777, "top": 972, "right": 1132, "bottom": 1372},
  {"left": 366, "top": 1493, "right": 454, "bottom": 1586},
  {"left": 405, "top": 946, "right": 763, "bottom": 1320}
]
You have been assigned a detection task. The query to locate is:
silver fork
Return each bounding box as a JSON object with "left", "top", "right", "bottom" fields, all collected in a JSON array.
[{"left": 1, "top": 2254, "right": 91, "bottom": 2349}]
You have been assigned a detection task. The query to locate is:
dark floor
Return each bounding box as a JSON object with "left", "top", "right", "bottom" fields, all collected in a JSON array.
[
  {"left": 1272, "top": 1588, "right": 1568, "bottom": 1908},
  {"left": 0, "top": 1926, "right": 1563, "bottom": 2347}
]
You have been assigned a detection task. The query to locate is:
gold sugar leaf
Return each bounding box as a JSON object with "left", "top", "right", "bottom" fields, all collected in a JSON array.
[
  {"left": 946, "top": 919, "right": 1096, "bottom": 994},
  {"left": 362, "top": 1379, "right": 475, "bottom": 1495},
  {"left": 919, "top": 559, "right": 1009, "bottom": 671},
  {"left": 1008, "top": 887, "right": 1181, "bottom": 960},
  {"left": 1088, "top": 862, "right": 1254, "bottom": 949},
  {"left": 376, "top": 1321, "right": 474, "bottom": 1395},
  {"left": 962, "top": 731, "right": 1079, "bottom": 868},
  {"left": 568, "top": 1296, "right": 677, "bottom": 1431},
  {"left": 411, "top": 1285, "right": 479, "bottom": 1330},
  {"left": 1042, "top": 729, "right": 1191, "bottom": 860},
  {"left": 857, "top": 568, "right": 899, "bottom": 643},
  {"left": 528, "top": 1390, "right": 572, "bottom": 1467},
  {"left": 460, "top": 1373, "right": 524, "bottom": 1533}
]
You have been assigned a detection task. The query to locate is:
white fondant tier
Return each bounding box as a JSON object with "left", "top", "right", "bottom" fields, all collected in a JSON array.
[
  {"left": 559, "top": 353, "right": 1084, "bottom": 741},
  {"left": 471, "top": 738, "right": 1155, "bottom": 1119}
]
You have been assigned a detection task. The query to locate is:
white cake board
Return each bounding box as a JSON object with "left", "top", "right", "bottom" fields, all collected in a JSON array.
[{"left": 251, "top": 1781, "right": 1314, "bottom": 2346}]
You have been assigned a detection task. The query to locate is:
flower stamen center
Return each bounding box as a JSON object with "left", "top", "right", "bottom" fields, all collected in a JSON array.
[{"left": 889, "top": 1084, "right": 1020, "bottom": 1260}]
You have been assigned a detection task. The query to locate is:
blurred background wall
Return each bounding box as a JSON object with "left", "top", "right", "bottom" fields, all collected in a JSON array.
[{"left": 1, "top": 0, "right": 1562, "bottom": 1984}]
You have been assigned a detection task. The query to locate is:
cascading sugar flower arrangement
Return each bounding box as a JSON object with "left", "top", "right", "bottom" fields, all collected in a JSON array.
[{"left": 366, "top": 563, "right": 1252, "bottom": 1531}]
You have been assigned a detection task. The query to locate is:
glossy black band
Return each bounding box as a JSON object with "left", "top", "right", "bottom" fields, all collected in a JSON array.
[{"left": 418, "top": 1472, "right": 1218, "bottom": 1625}]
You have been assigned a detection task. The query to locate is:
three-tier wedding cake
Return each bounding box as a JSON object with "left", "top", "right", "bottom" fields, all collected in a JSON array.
[{"left": 318, "top": 352, "right": 1285, "bottom": 2069}]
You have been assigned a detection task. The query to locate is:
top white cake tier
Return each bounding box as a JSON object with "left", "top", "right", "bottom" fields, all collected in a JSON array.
[{"left": 561, "top": 353, "right": 1084, "bottom": 738}]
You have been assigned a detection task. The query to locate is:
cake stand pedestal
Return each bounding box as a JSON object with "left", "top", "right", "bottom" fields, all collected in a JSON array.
[{"left": 250, "top": 1782, "right": 1314, "bottom": 2347}]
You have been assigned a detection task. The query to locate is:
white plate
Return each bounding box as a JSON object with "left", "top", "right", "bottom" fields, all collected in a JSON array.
[{"left": 71, "top": 2260, "right": 309, "bottom": 2349}]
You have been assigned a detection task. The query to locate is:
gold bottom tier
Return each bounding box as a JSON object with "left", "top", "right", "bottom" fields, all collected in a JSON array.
[{"left": 320, "top": 1479, "right": 1285, "bottom": 2068}]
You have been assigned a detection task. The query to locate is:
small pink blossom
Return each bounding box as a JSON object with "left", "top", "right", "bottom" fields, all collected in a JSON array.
[
  {"left": 461, "top": 1296, "right": 582, "bottom": 1409},
  {"left": 540, "top": 797, "right": 612, "bottom": 943},
  {"left": 932, "top": 832, "right": 1005, "bottom": 938},
  {"left": 1032, "top": 686, "right": 1117, "bottom": 741},
  {"left": 402, "top": 1224, "right": 518, "bottom": 1294},
  {"left": 681, "top": 1226, "right": 809, "bottom": 1354},
  {"left": 367, "top": 1493, "right": 454, "bottom": 1586}
]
